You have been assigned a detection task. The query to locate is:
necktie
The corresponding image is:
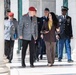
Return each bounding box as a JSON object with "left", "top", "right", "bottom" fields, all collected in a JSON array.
[{"left": 30, "top": 17, "right": 32, "bottom": 21}]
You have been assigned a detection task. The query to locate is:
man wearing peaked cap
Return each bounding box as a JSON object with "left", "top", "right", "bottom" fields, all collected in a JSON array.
[
  {"left": 18, "top": 6, "right": 38, "bottom": 67},
  {"left": 61, "top": 6, "right": 69, "bottom": 11},
  {"left": 58, "top": 6, "right": 73, "bottom": 63},
  {"left": 29, "top": 6, "right": 36, "bottom": 11}
]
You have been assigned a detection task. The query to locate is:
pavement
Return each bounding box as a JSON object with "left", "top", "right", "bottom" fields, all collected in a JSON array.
[{"left": 10, "top": 41, "right": 76, "bottom": 75}]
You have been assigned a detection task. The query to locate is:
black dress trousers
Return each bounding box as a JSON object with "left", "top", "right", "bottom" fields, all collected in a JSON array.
[{"left": 22, "top": 36, "right": 35, "bottom": 65}]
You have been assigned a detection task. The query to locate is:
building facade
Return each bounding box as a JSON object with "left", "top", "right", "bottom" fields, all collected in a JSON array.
[{"left": 10, "top": 0, "right": 56, "bottom": 19}]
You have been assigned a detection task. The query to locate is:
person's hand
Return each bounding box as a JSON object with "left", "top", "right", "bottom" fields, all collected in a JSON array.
[
  {"left": 71, "top": 37, "right": 73, "bottom": 39},
  {"left": 56, "top": 27, "right": 60, "bottom": 33},
  {"left": 41, "top": 34, "right": 43, "bottom": 39},
  {"left": 56, "top": 35, "right": 59, "bottom": 40},
  {"left": 19, "top": 36, "right": 23, "bottom": 39},
  {"left": 40, "top": 31, "right": 49, "bottom": 34},
  {"left": 44, "top": 31, "right": 49, "bottom": 34}
]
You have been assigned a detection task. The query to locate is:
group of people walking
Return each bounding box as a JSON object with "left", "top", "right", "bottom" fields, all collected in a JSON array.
[{"left": 4, "top": 6, "right": 73, "bottom": 68}]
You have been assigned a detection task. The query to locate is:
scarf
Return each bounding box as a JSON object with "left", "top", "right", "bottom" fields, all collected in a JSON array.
[{"left": 48, "top": 20, "right": 53, "bottom": 30}]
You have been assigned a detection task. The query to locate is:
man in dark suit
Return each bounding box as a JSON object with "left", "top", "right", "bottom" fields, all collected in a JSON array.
[
  {"left": 40, "top": 8, "right": 50, "bottom": 60},
  {"left": 19, "top": 7, "right": 38, "bottom": 67},
  {"left": 58, "top": 6, "right": 73, "bottom": 62},
  {"left": 33, "top": 9, "right": 43, "bottom": 61}
]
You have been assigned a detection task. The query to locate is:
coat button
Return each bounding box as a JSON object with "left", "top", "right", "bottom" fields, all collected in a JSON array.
[
  {"left": 26, "top": 23, "right": 29, "bottom": 26},
  {"left": 59, "top": 23, "right": 61, "bottom": 25},
  {"left": 26, "top": 23, "right": 28, "bottom": 24}
]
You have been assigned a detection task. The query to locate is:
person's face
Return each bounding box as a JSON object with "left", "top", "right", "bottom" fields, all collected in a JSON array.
[
  {"left": 29, "top": 11, "right": 35, "bottom": 17},
  {"left": 62, "top": 10, "right": 67, "bottom": 15},
  {"left": 8, "top": 16, "right": 13, "bottom": 20},
  {"left": 6, "top": 12, "right": 10, "bottom": 17},
  {"left": 49, "top": 13, "right": 52, "bottom": 21},
  {"left": 44, "top": 11, "right": 49, "bottom": 17}
]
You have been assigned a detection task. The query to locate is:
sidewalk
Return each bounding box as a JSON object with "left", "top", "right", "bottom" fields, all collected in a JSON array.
[{"left": 10, "top": 41, "right": 76, "bottom": 75}]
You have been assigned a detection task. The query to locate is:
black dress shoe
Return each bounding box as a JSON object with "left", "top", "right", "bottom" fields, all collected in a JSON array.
[
  {"left": 68, "top": 60, "right": 73, "bottom": 63},
  {"left": 40, "top": 56, "right": 43, "bottom": 60},
  {"left": 58, "top": 59, "right": 62, "bottom": 62},
  {"left": 22, "top": 64, "right": 26, "bottom": 68},
  {"left": 37, "top": 58, "right": 39, "bottom": 61},
  {"left": 30, "top": 64, "right": 34, "bottom": 67},
  {"left": 9, "top": 60, "right": 12, "bottom": 63}
]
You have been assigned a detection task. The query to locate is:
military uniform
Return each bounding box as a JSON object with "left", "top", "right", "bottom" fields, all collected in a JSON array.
[
  {"left": 58, "top": 6, "right": 73, "bottom": 62},
  {"left": 18, "top": 13, "right": 38, "bottom": 67},
  {"left": 38, "top": 16, "right": 48, "bottom": 59}
]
